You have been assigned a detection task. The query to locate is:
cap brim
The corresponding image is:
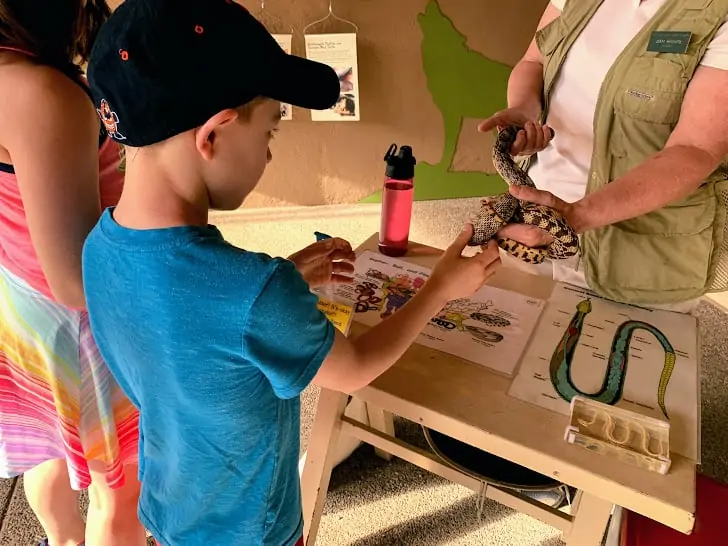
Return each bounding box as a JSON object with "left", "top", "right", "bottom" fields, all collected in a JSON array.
[{"left": 263, "top": 53, "right": 341, "bottom": 111}]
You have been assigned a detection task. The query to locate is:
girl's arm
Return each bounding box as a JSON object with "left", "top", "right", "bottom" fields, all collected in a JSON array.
[{"left": 0, "top": 64, "right": 101, "bottom": 308}]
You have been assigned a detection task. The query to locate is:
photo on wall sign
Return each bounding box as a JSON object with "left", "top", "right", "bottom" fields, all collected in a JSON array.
[
  {"left": 304, "top": 33, "right": 360, "bottom": 121},
  {"left": 272, "top": 34, "right": 293, "bottom": 121}
]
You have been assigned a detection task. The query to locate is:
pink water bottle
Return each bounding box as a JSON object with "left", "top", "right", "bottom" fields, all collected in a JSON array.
[{"left": 379, "top": 144, "right": 417, "bottom": 257}]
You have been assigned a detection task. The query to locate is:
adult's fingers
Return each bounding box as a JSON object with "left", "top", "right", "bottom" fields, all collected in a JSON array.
[
  {"left": 508, "top": 185, "right": 560, "bottom": 208},
  {"left": 477, "top": 114, "right": 503, "bottom": 133},
  {"left": 498, "top": 223, "right": 553, "bottom": 247},
  {"left": 510, "top": 129, "right": 528, "bottom": 155},
  {"left": 478, "top": 110, "right": 522, "bottom": 133},
  {"left": 524, "top": 122, "right": 540, "bottom": 150},
  {"left": 542, "top": 125, "right": 555, "bottom": 146}
]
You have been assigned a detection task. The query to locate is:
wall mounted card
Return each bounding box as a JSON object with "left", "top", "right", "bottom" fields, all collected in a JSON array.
[{"left": 304, "top": 33, "right": 360, "bottom": 121}]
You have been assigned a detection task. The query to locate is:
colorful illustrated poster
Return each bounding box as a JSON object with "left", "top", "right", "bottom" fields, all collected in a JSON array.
[
  {"left": 508, "top": 283, "right": 700, "bottom": 462},
  {"left": 329, "top": 251, "right": 546, "bottom": 376},
  {"left": 272, "top": 34, "right": 293, "bottom": 121},
  {"left": 304, "top": 33, "right": 360, "bottom": 121}
]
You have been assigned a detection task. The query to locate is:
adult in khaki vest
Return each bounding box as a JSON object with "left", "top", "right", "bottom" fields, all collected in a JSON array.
[{"left": 480, "top": 0, "right": 728, "bottom": 311}]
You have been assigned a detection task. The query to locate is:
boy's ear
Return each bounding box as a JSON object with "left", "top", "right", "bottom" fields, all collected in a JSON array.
[{"left": 194, "top": 109, "right": 240, "bottom": 161}]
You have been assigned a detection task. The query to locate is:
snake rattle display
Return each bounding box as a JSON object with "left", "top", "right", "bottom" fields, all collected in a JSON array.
[
  {"left": 468, "top": 126, "right": 580, "bottom": 264},
  {"left": 550, "top": 299, "right": 676, "bottom": 419}
]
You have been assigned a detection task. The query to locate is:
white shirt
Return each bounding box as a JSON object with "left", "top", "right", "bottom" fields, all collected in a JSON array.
[{"left": 528, "top": 0, "right": 728, "bottom": 295}]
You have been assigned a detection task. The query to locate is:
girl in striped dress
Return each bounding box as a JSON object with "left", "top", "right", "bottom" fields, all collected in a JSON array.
[{"left": 0, "top": 1, "right": 143, "bottom": 545}]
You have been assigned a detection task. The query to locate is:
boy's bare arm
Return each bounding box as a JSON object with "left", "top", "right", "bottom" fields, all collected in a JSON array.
[
  {"left": 312, "top": 230, "right": 501, "bottom": 393},
  {"left": 312, "top": 281, "right": 449, "bottom": 393}
]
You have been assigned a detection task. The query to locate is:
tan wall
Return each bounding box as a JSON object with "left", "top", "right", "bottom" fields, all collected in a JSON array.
[{"left": 106, "top": 0, "right": 548, "bottom": 208}]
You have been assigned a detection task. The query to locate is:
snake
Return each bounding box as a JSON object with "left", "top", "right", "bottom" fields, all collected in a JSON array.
[
  {"left": 468, "top": 126, "right": 580, "bottom": 264},
  {"left": 469, "top": 312, "right": 511, "bottom": 328},
  {"left": 465, "top": 325, "right": 504, "bottom": 344},
  {"left": 550, "top": 299, "right": 676, "bottom": 419}
]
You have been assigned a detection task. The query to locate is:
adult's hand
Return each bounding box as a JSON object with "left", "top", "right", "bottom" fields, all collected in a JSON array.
[
  {"left": 478, "top": 108, "right": 554, "bottom": 156},
  {"left": 288, "top": 237, "right": 356, "bottom": 288},
  {"left": 497, "top": 185, "right": 583, "bottom": 247}
]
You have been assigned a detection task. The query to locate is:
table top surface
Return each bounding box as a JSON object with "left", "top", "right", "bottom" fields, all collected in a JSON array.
[{"left": 349, "top": 234, "right": 697, "bottom": 532}]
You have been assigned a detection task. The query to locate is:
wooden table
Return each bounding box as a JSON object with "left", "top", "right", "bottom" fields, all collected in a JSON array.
[{"left": 301, "top": 234, "right": 697, "bottom": 545}]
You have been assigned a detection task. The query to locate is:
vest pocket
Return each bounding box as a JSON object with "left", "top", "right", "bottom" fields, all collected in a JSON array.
[
  {"left": 609, "top": 57, "right": 687, "bottom": 167},
  {"left": 595, "top": 219, "right": 714, "bottom": 293},
  {"left": 613, "top": 57, "right": 686, "bottom": 123},
  {"left": 593, "top": 183, "right": 716, "bottom": 293}
]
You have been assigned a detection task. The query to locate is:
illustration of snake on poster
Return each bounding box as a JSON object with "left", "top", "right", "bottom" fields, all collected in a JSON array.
[{"left": 508, "top": 284, "right": 700, "bottom": 461}]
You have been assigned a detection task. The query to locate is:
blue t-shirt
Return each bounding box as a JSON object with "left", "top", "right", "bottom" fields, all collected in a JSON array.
[{"left": 82, "top": 208, "right": 335, "bottom": 546}]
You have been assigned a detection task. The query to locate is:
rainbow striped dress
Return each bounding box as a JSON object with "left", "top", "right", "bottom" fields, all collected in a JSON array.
[{"left": 0, "top": 54, "right": 139, "bottom": 489}]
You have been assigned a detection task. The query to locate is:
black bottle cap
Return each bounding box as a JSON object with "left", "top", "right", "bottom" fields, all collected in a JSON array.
[{"left": 384, "top": 144, "right": 417, "bottom": 180}]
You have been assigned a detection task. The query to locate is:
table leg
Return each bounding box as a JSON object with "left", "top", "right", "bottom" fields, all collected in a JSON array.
[
  {"left": 301, "top": 388, "right": 350, "bottom": 546},
  {"left": 366, "top": 404, "right": 395, "bottom": 461},
  {"left": 565, "top": 492, "right": 614, "bottom": 546}
]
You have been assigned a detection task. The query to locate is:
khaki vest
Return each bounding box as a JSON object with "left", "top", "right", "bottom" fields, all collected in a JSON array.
[{"left": 528, "top": 0, "right": 728, "bottom": 304}]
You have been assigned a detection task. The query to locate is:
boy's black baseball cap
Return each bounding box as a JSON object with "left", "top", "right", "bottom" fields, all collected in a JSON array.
[{"left": 88, "top": 0, "right": 341, "bottom": 147}]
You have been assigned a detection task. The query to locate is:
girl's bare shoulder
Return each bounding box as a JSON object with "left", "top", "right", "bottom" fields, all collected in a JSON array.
[{"left": 0, "top": 56, "right": 95, "bottom": 140}]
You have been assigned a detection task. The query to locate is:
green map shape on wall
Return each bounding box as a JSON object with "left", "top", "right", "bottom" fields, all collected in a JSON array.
[{"left": 360, "top": 0, "right": 512, "bottom": 203}]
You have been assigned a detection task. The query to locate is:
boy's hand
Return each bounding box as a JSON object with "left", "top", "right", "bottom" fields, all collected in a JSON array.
[
  {"left": 288, "top": 237, "right": 356, "bottom": 288},
  {"left": 426, "top": 225, "right": 501, "bottom": 302}
]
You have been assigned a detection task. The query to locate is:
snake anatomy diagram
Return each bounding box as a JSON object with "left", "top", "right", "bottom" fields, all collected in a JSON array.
[{"left": 550, "top": 299, "right": 676, "bottom": 419}]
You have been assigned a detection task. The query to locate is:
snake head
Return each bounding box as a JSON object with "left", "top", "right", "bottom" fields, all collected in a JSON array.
[
  {"left": 576, "top": 299, "right": 593, "bottom": 314},
  {"left": 495, "top": 125, "right": 556, "bottom": 154},
  {"left": 495, "top": 126, "right": 520, "bottom": 153}
]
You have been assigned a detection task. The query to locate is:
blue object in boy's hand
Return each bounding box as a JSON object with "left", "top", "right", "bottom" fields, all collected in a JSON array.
[{"left": 314, "top": 231, "right": 332, "bottom": 242}]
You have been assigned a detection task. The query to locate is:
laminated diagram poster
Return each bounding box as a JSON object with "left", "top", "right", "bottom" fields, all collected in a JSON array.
[
  {"left": 330, "top": 251, "right": 546, "bottom": 376},
  {"left": 304, "top": 33, "right": 360, "bottom": 121},
  {"left": 508, "top": 283, "right": 700, "bottom": 461}
]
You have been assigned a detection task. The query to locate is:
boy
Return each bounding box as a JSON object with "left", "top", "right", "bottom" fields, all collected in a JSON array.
[{"left": 82, "top": 0, "right": 502, "bottom": 544}]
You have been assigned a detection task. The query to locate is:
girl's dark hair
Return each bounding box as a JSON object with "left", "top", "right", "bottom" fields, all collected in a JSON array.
[{"left": 0, "top": 0, "right": 111, "bottom": 69}]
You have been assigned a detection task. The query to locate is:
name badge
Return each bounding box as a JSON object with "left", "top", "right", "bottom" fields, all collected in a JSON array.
[{"left": 647, "top": 31, "right": 692, "bottom": 54}]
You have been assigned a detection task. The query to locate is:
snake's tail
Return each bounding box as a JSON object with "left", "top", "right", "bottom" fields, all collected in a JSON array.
[{"left": 657, "top": 352, "right": 676, "bottom": 419}]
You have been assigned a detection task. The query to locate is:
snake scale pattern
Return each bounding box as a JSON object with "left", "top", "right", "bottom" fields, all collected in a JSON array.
[{"left": 468, "top": 126, "right": 580, "bottom": 264}]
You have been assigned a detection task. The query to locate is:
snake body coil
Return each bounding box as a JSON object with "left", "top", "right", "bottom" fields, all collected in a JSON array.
[{"left": 468, "top": 126, "right": 580, "bottom": 264}]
